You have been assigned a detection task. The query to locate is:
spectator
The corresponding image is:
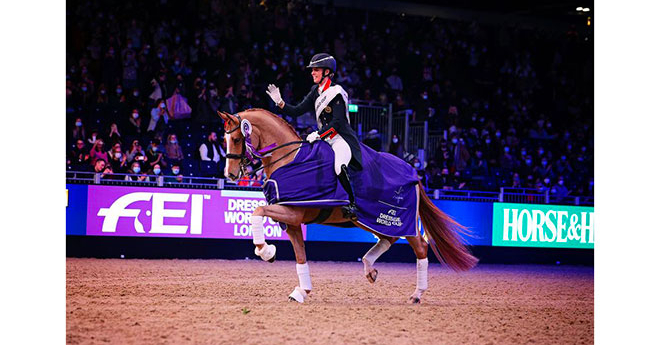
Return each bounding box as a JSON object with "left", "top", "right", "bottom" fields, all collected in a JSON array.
[
  {"left": 107, "top": 123, "right": 122, "bottom": 146},
  {"left": 165, "top": 164, "right": 184, "bottom": 183},
  {"left": 146, "top": 139, "right": 167, "bottom": 169},
  {"left": 107, "top": 143, "right": 128, "bottom": 173},
  {"left": 125, "top": 161, "right": 150, "bottom": 182},
  {"left": 147, "top": 99, "right": 170, "bottom": 134},
  {"left": 126, "top": 139, "right": 146, "bottom": 164},
  {"left": 199, "top": 131, "right": 225, "bottom": 163},
  {"left": 165, "top": 133, "right": 184, "bottom": 167},
  {"left": 148, "top": 163, "right": 164, "bottom": 178},
  {"left": 127, "top": 108, "right": 144, "bottom": 137},
  {"left": 388, "top": 135, "right": 404, "bottom": 158},
  {"left": 71, "top": 118, "right": 86, "bottom": 143},
  {"left": 89, "top": 139, "right": 108, "bottom": 166},
  {"left": 551, "top": 176, "right": 569, "bottom": 201},
  {"left": 87, "top": 129, "right": 100, "bottom": 146},
  {"left": 68, "top": 140, "right": 90, "bottom": 170}
]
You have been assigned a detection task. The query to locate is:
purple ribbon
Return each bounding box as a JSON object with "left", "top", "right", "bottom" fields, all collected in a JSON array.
[{"left": 244, "top": 132, "right": 277, "bottom": 164}]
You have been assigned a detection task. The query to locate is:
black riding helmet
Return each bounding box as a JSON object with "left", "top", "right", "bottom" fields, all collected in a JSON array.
[{"left": 306, "top": 53, "right": 336, "bottom": 82}]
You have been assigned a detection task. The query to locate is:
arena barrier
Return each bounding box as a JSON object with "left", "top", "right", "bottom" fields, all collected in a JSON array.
[{"left": 67, "top": 184, "right": 594, "bottom": 249}]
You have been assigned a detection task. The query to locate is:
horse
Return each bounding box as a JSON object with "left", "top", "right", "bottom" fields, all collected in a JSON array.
[{"left": 217, "top": 109, "right": 478, "bottom": 304}]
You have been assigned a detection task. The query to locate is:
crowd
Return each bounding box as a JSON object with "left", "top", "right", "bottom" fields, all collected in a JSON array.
[{"left": 66, "top": 0, "right": 593, "bottom": 197}]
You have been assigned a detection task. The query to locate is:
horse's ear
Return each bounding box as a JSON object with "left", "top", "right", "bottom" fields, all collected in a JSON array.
[{"left": 217, "top": 110, "right": 229, "bottom": 122}]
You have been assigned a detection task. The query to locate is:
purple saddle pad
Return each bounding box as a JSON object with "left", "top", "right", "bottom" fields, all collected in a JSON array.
[{"left": 263, "top": 141, "right": 420, "bottom": 237}]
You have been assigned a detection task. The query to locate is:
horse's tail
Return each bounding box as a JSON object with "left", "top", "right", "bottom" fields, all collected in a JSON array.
[{"left": 417, "top": 181, "right": 479, "bottom": 271}]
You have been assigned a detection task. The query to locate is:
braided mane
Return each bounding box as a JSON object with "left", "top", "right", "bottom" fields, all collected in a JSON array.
[{"left": 241, "top": 108, "right": 301, "bottom": 140}]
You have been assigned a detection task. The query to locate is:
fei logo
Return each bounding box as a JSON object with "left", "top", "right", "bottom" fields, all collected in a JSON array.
[{"left": 96, "top": 191, "right": 210, "bottom": 235}]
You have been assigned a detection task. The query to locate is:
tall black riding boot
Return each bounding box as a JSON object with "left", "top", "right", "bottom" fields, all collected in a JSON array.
[{"left": 338, "top": 164, "right": 358, "bottom": 220}]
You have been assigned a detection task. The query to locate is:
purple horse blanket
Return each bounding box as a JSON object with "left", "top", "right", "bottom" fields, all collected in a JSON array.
[{"left": 262, "top": 141, "right": 419, "bottom": 237}]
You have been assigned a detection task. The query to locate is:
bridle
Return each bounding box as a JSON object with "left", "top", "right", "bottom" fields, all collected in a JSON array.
[{"left": 224, "top": 113, "right": 306, "bottom": 180}]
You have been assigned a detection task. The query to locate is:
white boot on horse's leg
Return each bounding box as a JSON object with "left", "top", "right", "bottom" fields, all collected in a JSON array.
[
  {"left": 251, "top": 215, "right": 276, "bottom": 262},
  {"left": 409, "top": 258, "right": 428, "bottom": 304},
  {"left": 288, "top": 263, "right": 313, "bottom": 303},
  {"left": 362, "top": 239, "right": 391, "bottom": 283},
  {"left": 288, "top": 286, "right": 308, "bottom": 303}
]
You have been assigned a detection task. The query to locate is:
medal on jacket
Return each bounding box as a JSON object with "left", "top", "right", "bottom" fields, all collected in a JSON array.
[{"left": 324, "top": 106, "right": 332, "bottom": 113}]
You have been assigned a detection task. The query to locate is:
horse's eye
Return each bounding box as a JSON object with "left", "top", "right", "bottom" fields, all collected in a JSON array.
[{"left": 233, "top": 138, "right": 240, "bottom": 144}]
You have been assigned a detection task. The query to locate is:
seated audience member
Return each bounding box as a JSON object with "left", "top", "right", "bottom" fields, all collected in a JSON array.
[
  {"left": 107, "top": 142, "right": 128, "bottom": 173},
  {"left": 125, "top": 161, "right": 150, "bottom": 182},
  {"left": 68, "top": 139, "right": 90, "bottom": 170},
  {"left": 147, "top": 139, "right": 167, "bottom": 169},
  {"left": 127, "top": 108, "right": 144, "bottom": 137},
  {"left": 165, "top": 164, "right": 184, "bottom": 183},
  {"left": 165, "top": 133, "right": 184, "bottom": 167},
  {"left": 148, "top": 163, "right": 164, "bottom": 178},
  {"left": 89, "top": 139, "right": 108, "bottom": 166}
]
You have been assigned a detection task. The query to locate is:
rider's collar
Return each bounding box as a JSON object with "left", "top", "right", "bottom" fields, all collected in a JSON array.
[{"left": 318, "top": 77, "right": 332, "bottom": 93}]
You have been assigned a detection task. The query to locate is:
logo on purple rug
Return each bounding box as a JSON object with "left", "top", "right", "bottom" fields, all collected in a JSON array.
[{"left": 86, "top": 186, "right": 302, "bottom": 240}]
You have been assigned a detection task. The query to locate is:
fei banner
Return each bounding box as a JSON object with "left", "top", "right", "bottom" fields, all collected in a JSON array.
[
  {"left": 86, "top": 185, "right": 301, "bottom": 241},
  {"left": 492, "top": 203, "right": 594, "bottom": 249}
]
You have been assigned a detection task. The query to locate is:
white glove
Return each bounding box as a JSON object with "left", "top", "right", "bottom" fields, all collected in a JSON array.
[
  {"left": 306, "top": 131, "right": 320, "bottom": 143},
  {"left": 266, "top": 84, "right": 283, "bottom": 105}
]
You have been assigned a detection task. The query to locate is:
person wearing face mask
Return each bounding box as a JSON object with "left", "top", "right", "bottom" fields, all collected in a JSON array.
[
  {"left": 125, "top": 162, "right": 150, "bottom": 182},
  {"left": 108, "top": 143, "right": 128, "bottom": 172},
  {"left": 147, "top": 99, "right": 170, "bottom": 134},
  {"left": 125, "top": 140, "right": 146, "bottom": 164},
  {"left": 165, "top": 133, "right": 184, "bottom": 167},
  {"left": 107, "top": 123, "right": 122, "bottom": 146},
  {"left": 534, "top": 157, "right": 555, "bottom": 181},
  {"left": 469, "top": 149, "right": 489, "bottom": 178},
  {"left": 127, "top": 108, "right": 144, "bottom": 137},
  {"left": 149, "top": 163, "right": 164, "bottom": 177},
  {"left": 147, "top": 139, "right": 167, "bottom": 169},
  {"left": 388, "top": 135, "right": 404, "bottom": 158},
  {"left": 266, "top": 53, "right": 362, "bottom": 220},
  {"left": 451, "top": 136, "right": 471, "bottom": 173},
  {"left": 551, "top": 176, "right": 569, "bottom": 201},
  {"left": 72, "top": 118, "right": 86, "bottom": 143},
  {"left": 165, "top": 164, "right": 184, "bottom": 183},
  {"left": 68, "top": 140, "right": 90, "bottom": 170},
  {"left": 414, "top": 91, "right": 431, "bottom": 122}
]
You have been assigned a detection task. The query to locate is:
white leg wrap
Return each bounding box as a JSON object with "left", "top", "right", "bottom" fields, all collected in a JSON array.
[
  {"left": 288, "top": 286, "right": 307, "bottom": 303},
  {"left": 254, "top": 244, "right": 276, "bottom": 261},
  {"left": 251, "top": 215, "right": 265, "bottom": 245},
  {"left": 362, "top": 239, "right": 392, "bottom": 273},
  {"left": 296, "top": 263, "right": 313, "bottom": 291},
  {"left": 416, "top": 258, "right": 429, "bottom": 291}
]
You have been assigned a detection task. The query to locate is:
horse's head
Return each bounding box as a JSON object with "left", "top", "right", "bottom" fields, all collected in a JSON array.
[{"left": 218, "top": 111, "right": 262, "bottom": 182}]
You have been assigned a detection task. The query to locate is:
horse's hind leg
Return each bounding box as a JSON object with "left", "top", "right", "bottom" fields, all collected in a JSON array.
[
  {"left": 362, "top": 234, "right": 397, "bottom": 283},
  {"left": 406, "top": 230, "right": 429, "bottom": 304},
  {"left": 285, "top": 223, "right": 312, "bottom": 303}
]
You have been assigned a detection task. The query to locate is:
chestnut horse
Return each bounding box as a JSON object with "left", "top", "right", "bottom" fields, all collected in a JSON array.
[{"left": 218, "top": 109, "right": 477, "bottom": 303}]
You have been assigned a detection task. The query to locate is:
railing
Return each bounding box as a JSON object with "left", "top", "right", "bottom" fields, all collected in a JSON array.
[
  {"left": 348, "top": 100, "right": 392, "bottom": 151},
  {"left": 66, "top": 171, "right": 593, "bottom": 206}
]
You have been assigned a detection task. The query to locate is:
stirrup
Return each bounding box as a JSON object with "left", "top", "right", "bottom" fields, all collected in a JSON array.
[{"left": 341, "top": 203, "right": 358, "bottom": 221}]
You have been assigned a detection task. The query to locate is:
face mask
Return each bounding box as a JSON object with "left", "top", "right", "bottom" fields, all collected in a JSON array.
[
  {"left": 75, "top": 121, "right": 82, "bottom": 127},
  {"left": 472, "top": 116, "right": 477, "bottom": 121},
  {"left": 100, "top": 90, "right": 106, "bottom": 95},
  {"left": 172, "top": 168, "right": 180, "bottom": 175},
  {"left": 392, "top": 138, "right": 398, "bottom": 144},
  {"left": 541, "top": 161, "right": 547, "bottom": 166},
  {"left": 157, "top": 53, "right": 163, "bottom": 59},
  {"left": 133, "top": 91, "right": 139, "bottom": 97},
  {"left": 485, "top": 139, "right": 491, "bottom": 144},
  {"left": 422, "top": 95, "right": 428, "bottom": 100},
  {"left": 174, "top": 60, "right": 180, "bottom": 66},
  {"left": 561, "top": 156, "right": 566, "bottom": 161},
  {"left": 152, "top": 146, "right": 158, "bottom": 152},
  {"left": 116, "top": 88, "right": 122, "bottom": 94},
  {"left": 521, "top": 150, "right": 527, "bottom": 156},
  {"left": 451, "top": 139, "right": 458, "bottom": 144},
  {"left": 170, "top": 140, "right": 177, "bottom": 144},
  {"left": 525, "top": 159, "right": 532, "bottom": 165},
  {"left": 495, "top": 132, "right": 501, "bottom": 138},
  {"left": 154, "top": 168, "right": 161, "bottom": 175},
  {"left": 132, "top": 112, "right": 139, "bottom": 119},
  {"left": 504, "top": 147, "right": 510, "bottom": 153},
  {"left": 558, "top": 180, "right": 564, "bottom": 185},
  {"left": 539, "top": 150, "right": 544, "bottom": 155},
  {"left": 544, "top": 178, "right": 550, "bottom": 184},
  {"left": 160, "top": 103, "right": 166, "bottom": 109},
  {"left": 413, "top": 162, "right": 421, "bottom": 168},
  {"left": 81, "top": 87, "right": 87, "bottom": 92},
  {"left": 115, "top": 152, "right": 122, "bottom": 159},
  {"left": 133, "top": 167, "right": 140, "bottom": 173},
  {"left": 480, "top": 118, "right": 485, "bottom": 123}
]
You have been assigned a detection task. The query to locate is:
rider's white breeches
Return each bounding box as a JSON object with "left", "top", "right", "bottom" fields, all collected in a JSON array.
[{"left": 326, "top": 134, "right": 352, "bottom": 175}]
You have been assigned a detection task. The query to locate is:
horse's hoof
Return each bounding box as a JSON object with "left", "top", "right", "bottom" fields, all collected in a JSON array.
[
  {"left": 366, "top": 268, "right": 378, "bottom": 283},
  {"left": 288, "top": 297, "right": 297, "bottom": 302},
  {"left": 408, "top": 297, "right": 421, "bottom": 304},
  {"left": 268, "top": 254, "right": 276, "bottom": 263}
]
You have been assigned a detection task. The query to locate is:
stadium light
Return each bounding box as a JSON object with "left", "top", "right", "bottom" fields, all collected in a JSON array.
[
  {"left": 583, "top": 8, "right": 590, "bottom": 12},
  {"left": 576, "top": 7, "right": 583, "bottom": 11}
]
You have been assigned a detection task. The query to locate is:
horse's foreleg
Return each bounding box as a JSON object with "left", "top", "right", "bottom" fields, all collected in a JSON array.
[
  {"left": 406, "top": 226, "right": 429, "bottom": 304},
  {"left": 251, "top": 205, "right": 305, "bottom": 262},
  {"left": 285, "top": 223, "right": 312, "bottom": 303}
]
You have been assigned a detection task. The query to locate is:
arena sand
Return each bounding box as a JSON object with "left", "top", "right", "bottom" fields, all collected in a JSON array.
[{"left": 67, "top": 258, "right": 593, "bottom": 344}]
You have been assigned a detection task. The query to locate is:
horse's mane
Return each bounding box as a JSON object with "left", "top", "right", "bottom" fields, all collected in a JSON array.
[{"left": 241, "top": 108, "right": 301, "bottom": 140}]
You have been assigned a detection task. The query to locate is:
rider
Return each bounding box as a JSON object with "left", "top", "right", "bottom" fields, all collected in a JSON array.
[{"left": 266, "top": 53, "right": 362, "bottom": 220}]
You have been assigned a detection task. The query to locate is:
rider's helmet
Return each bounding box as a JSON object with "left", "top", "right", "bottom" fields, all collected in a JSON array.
[{"left": 306, "top": 53, "right": 336, "bottom": 78}]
